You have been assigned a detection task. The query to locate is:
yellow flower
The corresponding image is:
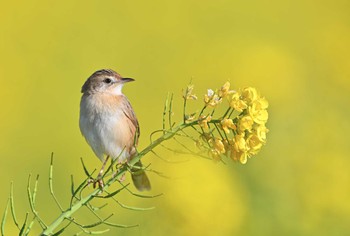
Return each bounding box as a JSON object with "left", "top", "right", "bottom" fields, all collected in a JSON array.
[
  {"left": 198, "top": 115, "right": 212, "bottom": 129},
  {"left": 238, "top": 151, "right": 248, "bottom": 164},
  {"left": 233, "top": 134, "right": 248, "bottom": 152},
  {"left": 218, "top": 81, "right": 234, "bottom": 98},
  {"left": 214, "top": 138, "right": 225, "bottom": 154},
  {"left": 204, "top": 89, "right": 221, "bottom": 107},
  {"left": 241, "top": 87, "right": 258, "bottom": 104},
  {"left": 258, "top": 97, "right": 269, "bottom": 109},
  {"left": 208, "top": 138, "right": 226, "bottom": 161},
  {"left": 246, "top": 134, "right": 263, "bottom": 155},
  {"left": 184, "top": 113, "right": 196, "bottom": 123},
  {"left": 229, "top": 92, "right": 247, "bottom": 112},
  {"left": 221, "top": 118, "right": 236, "bottom": 134},
  {"left": 183, "top": 84, "right": 197, "bottom": 100},
  {"left": 255, "top": 124, "right": 269, "bottom": 142},
  {"left": 248, "top": 98, "right": 269, "bottom": 124},
  {"left": 238, "top": 115, "right": 254, "bottom": 132},
  {"left": 230, "top": 149, "right": 248, "bottom": 164},
  {"left": 210, "top": 149, "right": 222, "bottom": 162}
]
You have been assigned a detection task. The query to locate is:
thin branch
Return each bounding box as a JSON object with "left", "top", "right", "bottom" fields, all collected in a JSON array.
[
  {"left": 1, "top": 198, "right": 9, "bottom": 236},
  {"left": 109, "top": 197, "right": 155, "bottom": 211},
  {"left": 70, "top": 175, "right": 75, "bottom": 196},
  {"left": 149, "top": 129, "right": 165, "bottom": 143},
  {"left": 213, "top": 123, "right": 225, "bottom": 140},
  {"left": 24, "top": 216, "right": 36, "bottom": 236},
  {"left": 32, "top": 175, "right": 39, "bottom": 208},
  {"left": 120, "top": 183, "right": 163, "bottom": 199},
  {"left": 27, "top": 174, "right": 47, "bottom": 229},
  {"left": 198, "top": 105, "right": 207, "bottom": 118},
  {"left": 93, "top": 184, "right": 129, "bottom": 199},
  {"left": 49, "top": 155, "right": 64, "bottom": 212},
  {"left": 169, "top": 93, "right": 174, "bottom": 129},
  {"left": 80, "top": 158, "right": 92, "bottom": 178},
  {"left": 74, "top": 228, "right": 110, "bottom": 235},
  {"left": 18, "top": 212, "right": 28, "bottom": 236},
  {"left": 222, "top": 107, "right": 232, "bottom": 118},
  {"left": 10, "top": 182, "right": 19, "bottom": 229},
  {"left": 87, "top": 203, "right": 108, "bottom": 212},
  {"left": 163, "top": 93, "right": 169, "bottom": 133}
]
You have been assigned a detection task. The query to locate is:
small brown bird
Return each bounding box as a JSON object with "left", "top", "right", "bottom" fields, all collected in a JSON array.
[{"left": 79, "top": 69, "right": 151, "bottom": 191}]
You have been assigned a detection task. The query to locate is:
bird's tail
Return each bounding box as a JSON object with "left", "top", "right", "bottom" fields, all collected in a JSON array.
[{"left": 131, "top": 160, "right": 151, "bottom": 191}]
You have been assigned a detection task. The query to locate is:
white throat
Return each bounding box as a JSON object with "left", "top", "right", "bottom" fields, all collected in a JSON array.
[{"left": 111, "top": 84, "right": 124, "bottom": 95}]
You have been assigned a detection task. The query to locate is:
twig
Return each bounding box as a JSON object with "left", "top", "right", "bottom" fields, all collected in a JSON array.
[
  {"left": 1, "top": 198, "right": 9, "bottom": 236},
  {"left": 27, "top": 174, "right": 47, "bottom": 229},
  {"left": 49, "top": 155, "right": 64, "bottom": 212},
  {"left": 10, "top": 182, "right": 19, "bottom": 229}
]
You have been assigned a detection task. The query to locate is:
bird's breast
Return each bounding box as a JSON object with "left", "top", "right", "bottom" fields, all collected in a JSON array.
[{"left": 80, "top": 94, "right": 133, "bottom": 162}]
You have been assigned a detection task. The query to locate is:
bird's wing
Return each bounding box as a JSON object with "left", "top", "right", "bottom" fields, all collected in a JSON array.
[{"left": 121, "top": 96, "right": 140, "bottom": 146}]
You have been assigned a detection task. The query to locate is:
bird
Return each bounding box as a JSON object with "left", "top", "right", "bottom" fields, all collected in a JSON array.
[{"left": 79, "top": 69, "right": 151, "bottom": 191}]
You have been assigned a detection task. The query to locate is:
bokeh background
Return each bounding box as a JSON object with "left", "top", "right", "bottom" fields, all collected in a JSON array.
[{"left": 1, "top": 0, "right": 350, "bottom": 235}]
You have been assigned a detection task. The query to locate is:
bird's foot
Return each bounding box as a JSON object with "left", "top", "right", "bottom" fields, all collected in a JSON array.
[
  {"left": 93, "top": 178, "right": 104, "bottom": 189},
  {"left": 86, "top": 172, "right": 105, "bottom": 190}
]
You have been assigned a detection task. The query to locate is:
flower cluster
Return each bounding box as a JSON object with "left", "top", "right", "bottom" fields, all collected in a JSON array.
[{"left": 184, "top": 82, "right": 269, "bottom": 164}]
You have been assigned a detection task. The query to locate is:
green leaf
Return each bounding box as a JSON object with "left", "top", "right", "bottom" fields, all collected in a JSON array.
[
  {"left": 94, "top": 184, "right": 129, "bottom": 199},
  {"left": 80, "top": 158, "right": 91, "bottom": 177},
  {"left": 1, "top": 198, "right": 9, "bottom": 236},
  {"left": 10, "top": 182, "right": 19, "bottom": 229},
  {"left": 18, "top": 213, "right": 28, "bottom": 236}
]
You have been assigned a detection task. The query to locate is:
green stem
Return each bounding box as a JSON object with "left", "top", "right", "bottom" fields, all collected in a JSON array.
[
  {"left": 183, "top": 98, "right": 187, "bottom": 123},
  {"left": 41, "top": 122, "right": 191, "bottom": 235}
]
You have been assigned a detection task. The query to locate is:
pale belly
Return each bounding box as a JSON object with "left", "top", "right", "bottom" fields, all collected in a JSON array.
[{"left": 80, "top": 100, "right": 132, "bottom": 162}]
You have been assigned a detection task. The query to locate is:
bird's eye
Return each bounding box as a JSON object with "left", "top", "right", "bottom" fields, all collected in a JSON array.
[{"left": 104, "top": 78, "right": 112, "bottom": 84}]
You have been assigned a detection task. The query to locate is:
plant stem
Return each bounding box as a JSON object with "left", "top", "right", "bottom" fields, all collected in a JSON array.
[{"left": 41, "top": 122, "right": 192, "bottom": 235}]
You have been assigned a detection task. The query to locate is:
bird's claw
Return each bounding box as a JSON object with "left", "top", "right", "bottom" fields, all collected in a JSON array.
[{"left": 87, "top": 177, "right": 105, "bottom": 189}]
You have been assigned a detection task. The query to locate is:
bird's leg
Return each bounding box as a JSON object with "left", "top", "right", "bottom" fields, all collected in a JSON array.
[
  {"left": 98, "top": 155, "right": 110, "bottom": 178},
  {"left": 111, "top": 162, "right": 126, "bottom": 182},
  {"left": 93, "top": 155, "right": 110, "bottom": 189}
]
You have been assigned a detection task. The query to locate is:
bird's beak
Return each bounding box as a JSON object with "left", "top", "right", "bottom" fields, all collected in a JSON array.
[{"left": 121, "top": 78, "right": 135, "bottom": 83}]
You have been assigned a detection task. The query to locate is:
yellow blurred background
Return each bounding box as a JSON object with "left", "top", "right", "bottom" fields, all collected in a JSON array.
[{"left": 1, "top": 0, "right": 350, "bottom": 235}]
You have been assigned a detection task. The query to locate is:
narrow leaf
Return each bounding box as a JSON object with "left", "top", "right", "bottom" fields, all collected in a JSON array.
[
  {"left": 32, "top": 175, "right": 39, "bottom": 208},
  {"left": 27, "top": 175, "right": 34, "bottom": 212},
  {"left": 70, "top": 176, "right": 91, "bottom": 208},
  {"left": 18, "top": 213, "right": 28, "bottom": 236},
  {"left": 168, "top": 93, "right": 174, "bottom": 129},
  {"left": 113, "top": 199, "right": 155, "bottom": 211},
  {"left": 1, "top": 198, "right": 9, "bottom": 236},
  {"left": 163, "top": 93, "right": 169, "bottom": 133},
  {"left": 10, "top": 182, "right": 19, "bottom": 229},
  {"left": 81, "top": 220, "right": 104, "bottom": 229},
  {"left": 94, "top": 184, "right": 129, "bottom": 199},
  {"left": 70, "top": 175, "right": 75, "bottom": 196},
  {"left": 49, "top": 157, "right": 63, "bottom": 212},
  {"left": 80, "top": 158, "right": 91, "bottom": 177},
  {"left": 24, "top": 216, "right": 36, "bottom": 236},
  {"left": 27, "top": 175, "right": 47, "bottom": 229},
  {"left": 82, "top": 229, "right": 110, "bottom": 235},
  {"left": 103, "top": 221, "right": 138, "bottom": 228},
  {"left": 122, "top": 184, "right": 163, "bottom": 198},
  {"left": 88, "top": 203, "right": 108, "bottom": 211}
]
